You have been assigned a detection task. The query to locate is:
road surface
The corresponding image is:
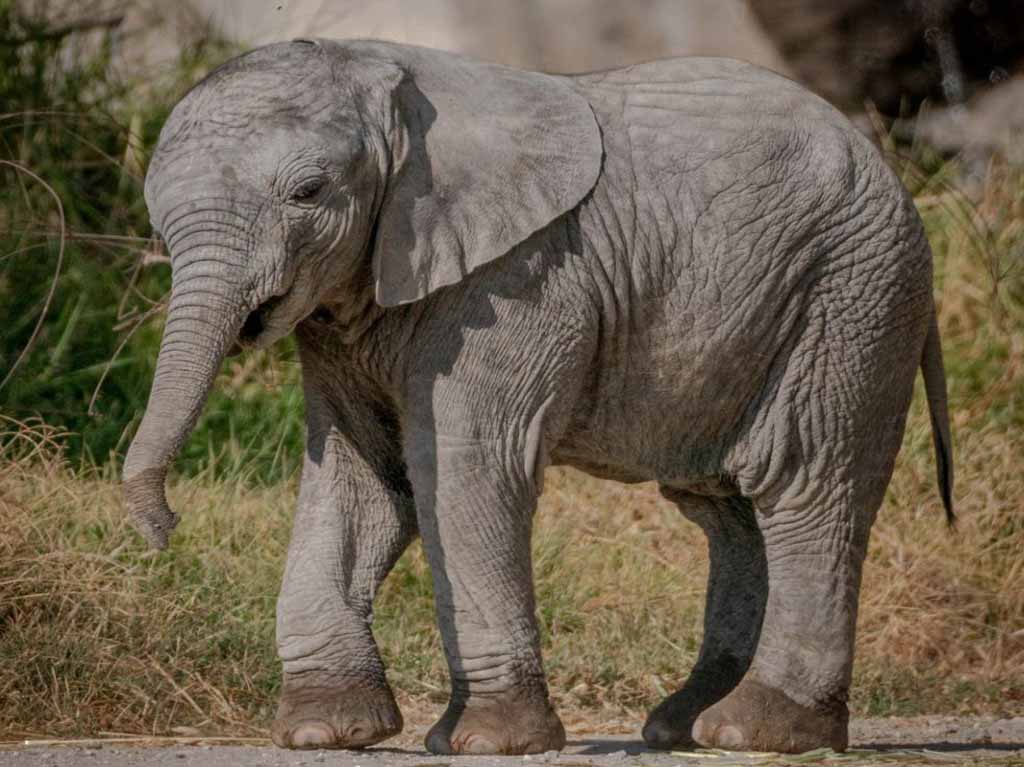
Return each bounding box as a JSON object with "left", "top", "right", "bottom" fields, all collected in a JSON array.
[{"left": 2, "top": 717, "right": 1023, "bottom": 766}]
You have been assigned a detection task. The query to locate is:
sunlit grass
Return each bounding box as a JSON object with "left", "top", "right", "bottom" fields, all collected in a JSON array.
[
  {"left": 3, "top": 184, "right": 1023, "bottom": 736},
  {"left": 0, "top": 5, "right": 1021, "bottom": 738}
]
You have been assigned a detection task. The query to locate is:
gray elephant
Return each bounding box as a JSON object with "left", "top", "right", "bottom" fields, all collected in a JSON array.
[{"left": 123, "top": 39, "right": 954, "bottom": 755}]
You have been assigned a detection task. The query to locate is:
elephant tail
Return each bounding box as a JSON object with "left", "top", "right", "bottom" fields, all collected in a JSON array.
[{"left": 921, "top": 309, "right": 955, "bottom": 526}]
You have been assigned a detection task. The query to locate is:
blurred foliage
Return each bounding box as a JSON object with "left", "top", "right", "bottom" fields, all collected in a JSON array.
[
  {"left": 0, "top": 0, "right": 1022, "bottom": 741},
  {"left": 0, "top": 5, "right": 305, "bottom": 482}
]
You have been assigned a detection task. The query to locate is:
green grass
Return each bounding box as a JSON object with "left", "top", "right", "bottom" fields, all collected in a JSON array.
[
  {"left": 1, "top": 2, "right": 1022, "bottom": 742},
  {"left": 0, "top": 4, "right": 303, "bottom": 483},
  {"left": 3, "top": 268, "right": 1023, "bottom": 735}
]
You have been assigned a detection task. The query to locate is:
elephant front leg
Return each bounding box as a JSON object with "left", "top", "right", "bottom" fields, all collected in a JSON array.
[
  {"left": 272, "top": 392, "right": 416, "bottom": 749},
  {"left": 405, "top": 430, "right": 565, "bottom": 756}
]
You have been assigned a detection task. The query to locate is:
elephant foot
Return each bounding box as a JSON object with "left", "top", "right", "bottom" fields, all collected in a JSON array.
[
  {"left": 271, "top": 681, "right": 403, "bottom": 750},
  {"left": 642, "top": 688, "right": 714, "bottom": 750},
  {"left": 642, "top": 664, "right": 751, "bottom": 750},
  {"left": 691, "top": 679, "right": 848, "bottom": 754},
  {"left": 425, "top": 694, "right": 566, "bottom": 755}
]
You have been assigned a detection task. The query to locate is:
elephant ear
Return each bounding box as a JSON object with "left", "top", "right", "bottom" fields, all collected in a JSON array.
[{"left": 362, "top": 43, "right": 603, "bottom": 306}]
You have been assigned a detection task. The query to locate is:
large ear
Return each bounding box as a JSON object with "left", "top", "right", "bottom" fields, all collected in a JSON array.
[{"left": 348, "top": 42, "right": 603, "bottom": 307}]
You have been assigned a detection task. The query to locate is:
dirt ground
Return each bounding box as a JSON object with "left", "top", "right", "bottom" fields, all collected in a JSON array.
[{"left": 2, "top": 717, "right": 1023, "bottom": 766}]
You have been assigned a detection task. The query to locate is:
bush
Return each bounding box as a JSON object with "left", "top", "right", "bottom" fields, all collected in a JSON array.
[{"left": 0, "top": 5, "right": 304, "bottom": 483}]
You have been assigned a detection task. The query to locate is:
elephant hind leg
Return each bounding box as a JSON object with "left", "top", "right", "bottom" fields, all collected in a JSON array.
[
  {"left": 643, "top": 492, "right": 767, "bottom": 750},
  {"left": 691, "top": 288, "right": 924, "bottom": 754},
  {"left": 690, "top": 478, "right": 872, "bottom": 754}
]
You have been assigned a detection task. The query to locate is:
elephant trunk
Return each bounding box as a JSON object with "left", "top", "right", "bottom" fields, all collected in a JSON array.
[{"left": 123, "top": 248, "right": 247, "bottom": 549}]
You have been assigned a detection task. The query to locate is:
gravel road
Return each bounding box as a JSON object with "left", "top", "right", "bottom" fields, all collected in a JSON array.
[{"left": 2, "top": 717, "right": 1023, "bottom": 766}]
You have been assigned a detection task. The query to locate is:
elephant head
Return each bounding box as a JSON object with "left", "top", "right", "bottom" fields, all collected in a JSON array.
[{"left": 123, "top": 39, "right": 602, "bottom": 548}]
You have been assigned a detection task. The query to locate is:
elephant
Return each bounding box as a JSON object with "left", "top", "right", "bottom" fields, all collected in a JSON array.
[{"left": 122, "top": 38, "right": 954, "bottom": 755}]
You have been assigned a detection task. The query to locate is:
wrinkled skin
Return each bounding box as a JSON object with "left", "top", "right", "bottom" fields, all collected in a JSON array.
[{"left": 124, "top": 39, "right": 954, "bottom": 756}]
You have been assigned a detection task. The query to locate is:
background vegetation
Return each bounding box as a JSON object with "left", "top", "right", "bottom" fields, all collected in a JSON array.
[
  {"left": 1, "top": 2, "right": 1022, "bottom": 741},
  {"left": 0, "top": 5, "right": 303, "bottom": 483}
]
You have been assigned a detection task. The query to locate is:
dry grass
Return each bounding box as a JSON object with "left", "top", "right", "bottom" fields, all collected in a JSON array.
[{"left": 1, "top": 160, "right": 1022, "bottom": 740}]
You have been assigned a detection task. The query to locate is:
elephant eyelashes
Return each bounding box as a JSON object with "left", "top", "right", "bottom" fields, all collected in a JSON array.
[{"left": 290, "top": 177, "right": 327, "bottom": 203}]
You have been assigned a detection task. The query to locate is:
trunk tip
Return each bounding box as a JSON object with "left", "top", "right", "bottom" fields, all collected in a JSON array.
[{"left": 123, "top": 466, "right": 180, "bottom": 550}]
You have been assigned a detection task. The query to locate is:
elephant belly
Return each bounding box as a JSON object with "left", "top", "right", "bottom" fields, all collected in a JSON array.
[{"left": 552, "top": 316, "right": 775, "bottom": 491}]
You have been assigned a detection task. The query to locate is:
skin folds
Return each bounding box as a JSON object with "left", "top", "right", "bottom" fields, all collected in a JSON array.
[{"left": 124, "top": 40, "right": 953, "bottom": 755}]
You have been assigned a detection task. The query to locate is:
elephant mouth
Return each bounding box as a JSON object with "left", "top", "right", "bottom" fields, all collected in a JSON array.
[{"left": 231, "top": 294, "right": 287, "bottom": 355}]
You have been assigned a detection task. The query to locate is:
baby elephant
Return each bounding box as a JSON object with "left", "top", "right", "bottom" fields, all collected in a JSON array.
[{"left": 124, "top": 39, "right": 953, "bottom": 755}]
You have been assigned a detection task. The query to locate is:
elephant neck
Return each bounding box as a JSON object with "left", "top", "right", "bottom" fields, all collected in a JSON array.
[
  {"left": 296, "top": 279, "right": 419, "bottom": 399},
  {"left": 321, "top": 276, "right": 383, "bottom": 345}
]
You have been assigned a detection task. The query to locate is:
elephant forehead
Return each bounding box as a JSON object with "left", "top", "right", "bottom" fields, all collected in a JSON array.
[
  {"left": 163, "top": 77, "right": 334, "bottom": 144},
  {"left": 158, "top": 44, "right": 345, "bottom": 151}
]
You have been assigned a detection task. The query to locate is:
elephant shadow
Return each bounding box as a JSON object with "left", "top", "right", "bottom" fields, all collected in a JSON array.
[{"left": 567, "top": 736, "right": 1024, "bottom": 756}]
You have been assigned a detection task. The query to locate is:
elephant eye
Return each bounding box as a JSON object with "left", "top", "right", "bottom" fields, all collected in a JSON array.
[{"left": 290, "top": 177, "right": 327, "bottom": 203}]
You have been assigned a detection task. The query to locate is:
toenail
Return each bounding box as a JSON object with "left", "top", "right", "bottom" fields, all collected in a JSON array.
[
  {"left": 691, "top": 718, "right": 707, "bottom": 744},
  {"left": 717, "top": 725, "right": 745, "bottom": 750},
  {"left": 290, "top": 722, "right": 334, "bottom": 748},
  {"left": 642, "top": 720, "right": 674, "bottom": 748},
  {"left": 460, "top": 735, "right": 499, "bottom": 754},
  {"left": 346, "top": 724, "right": 370, "bottom": 743}
]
